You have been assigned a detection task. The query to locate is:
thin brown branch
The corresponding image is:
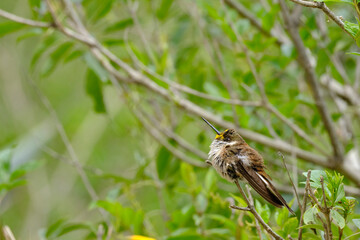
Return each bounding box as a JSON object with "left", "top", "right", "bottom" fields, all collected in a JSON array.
[
  {"left": 91, "top": 35, "right": 332, "bottom": 170},
  {"left": 2, "top": 226, "right": 16, "bottom": 240},
  {"left": 230, "top": 205, "right": 251, "bottom": 211},
  {"left": 223, "top": 0, "right": 283, "bottom": 45},
  {"left": 279, "top": 0, "right": 344, "bottom": 164},
  {"left": 320, "top": 76, "right": 360, "bottom": 106},
  {"left": 288, "top": 0, "right": 352, "bottom": 38},
  {"left": 355, "top": 58, "right": 360, "bottom": 90},
  {"left": 320, "top": 176, "right": 333, "bottom": 240},
  {"left": 127, "top": 0, "right": 157, "bottom": 65},
  {"left": 5, "top": 2, "right": 360, "bottom": 186},
  {"left": 188, "top": 3, "right": 241, "bottom": 125},
  {"left": 278, "top": 152, "right": 301, "bottom": 211},
  {"left": 211, "top": 39, "right": 241, "bottom": 126},
  {"left": 0, "top": 9, "right": 51, "bottom": 28},
  {"left": 246, "top": 185, "right": 263, "bottom": 240},
  {"left": 124, "top": 34, "right": 261, "bottom": 107},
  {"left": 97, "top": 225, "right": 105, "bottom": 240},
  {"left": 141, "top": 105, "right": 208, "bottom": 159},
  {"left": 61, "top": 0, "right": 87, "bottom": 35},
  {"left": 297, "top": 170, "right": 310, "bottom": 240},
  {"left": 132, "top": 107, "right": 207, "bottom": 168},
  {"left": 0, "top": 6, "right": 93, "bottom": 46},
  {"left": 231, "top": 180, "right": 284, "bottom": 240},
  {"left": 27, "top": 76, "right": 108, "bottom": 221},
  {"left": 222, "top": 5, "right": 328, "bottom": 155},
  {"left": 273, "top": 183, "right": 360, "bottom": 197},
  {"left": 97, "top": 43, "right": 332, "bottom": 171}
]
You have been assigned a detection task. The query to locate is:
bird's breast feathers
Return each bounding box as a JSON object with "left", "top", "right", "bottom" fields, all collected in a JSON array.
[{"left": 208, "top": 140, "right": 251, "bottom": 181}]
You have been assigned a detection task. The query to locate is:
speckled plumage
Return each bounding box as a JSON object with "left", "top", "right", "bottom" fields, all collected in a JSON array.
[{"left": 206, "top": 128, "right": 294, "bottom": 214}]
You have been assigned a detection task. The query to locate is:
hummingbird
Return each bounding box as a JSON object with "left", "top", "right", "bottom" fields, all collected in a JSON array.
[{"left": 202, "top": 117, "right": 294, "bottom": 214}]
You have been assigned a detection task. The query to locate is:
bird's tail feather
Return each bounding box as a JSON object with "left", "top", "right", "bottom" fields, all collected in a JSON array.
[{"left": 234, "top": 161, "right": 295, "bottom": 215}]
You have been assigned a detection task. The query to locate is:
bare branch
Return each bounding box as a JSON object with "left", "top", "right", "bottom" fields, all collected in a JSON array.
[
  {"left": 223, "top": 0, "right": 284, "bottom": 45},
  {"left": 288, "top": 0, "right": 351, "bottom": 38},
  {"left": 222, "top": 5, "right": 328, "bottom": 155},
  {"left": 320, "top": 176, "right": 333, "bottom": 239},
  {"left": 297, "top": 170, "right": 310, "bottom": 240},
  {"left": 141, "top": 106, "right": 208, "bottom": 159},
  {"left": 279, "top": 0, "right": 344, "bottom": 164},
  {"left": 124, "top": 34, "right": 261, "bottom": 107},
  {"left": 246, "top": 185, "right": 263, "bottom": 240},
  {"left": 2, "top": 226, "right": 16, "bottom": 240},
  {"left": 279, "top": 152, "right": 301, "bottom": 211},
  {"left": 4, "top": 2, "right": 360, "bottom": 186},
  {"left": 27, "top": 76, "right": 109, "bottom": 221},
  {"left": 132, "top": 107, "right": 207, "bottom": 168},
  {"left": 0, "top": 9, "right": 50, "bottom": 28},
  {"left": 355, "top": 57, "right": 360, "bottom": 90},
  {"left": 231, "top": 180, "right": 284, "bottom": 240}
]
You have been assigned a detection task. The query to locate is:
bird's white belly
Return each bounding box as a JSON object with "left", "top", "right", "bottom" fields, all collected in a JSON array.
[{"left": 208, "top": 141, "right": 249, "bottom": 182}]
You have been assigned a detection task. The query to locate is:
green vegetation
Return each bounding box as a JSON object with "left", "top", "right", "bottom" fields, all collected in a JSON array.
[{"left": 0, "top": 0, "right": 360, "bottom": 239}]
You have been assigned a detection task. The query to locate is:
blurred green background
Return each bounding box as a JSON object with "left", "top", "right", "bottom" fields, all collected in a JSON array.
[{"left": 1, "top": 0, "right": 360, "bottom": 239}]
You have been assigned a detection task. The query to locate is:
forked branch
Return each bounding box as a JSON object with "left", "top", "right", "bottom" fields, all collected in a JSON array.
[{"left": 230, "top": 180, "right": 285, "bottom": 240}]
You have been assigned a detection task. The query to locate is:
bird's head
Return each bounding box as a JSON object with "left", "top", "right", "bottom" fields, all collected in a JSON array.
[
  {"left": 201, "top": 117, "right": 244, "bottom": 143},
  {"left": 215, "top": 129, "right": 244, "bottom": 142}
]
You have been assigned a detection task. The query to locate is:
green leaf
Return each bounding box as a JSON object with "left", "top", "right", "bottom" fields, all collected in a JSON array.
[
  {"left": 64, "top": 49, "right": 84, "bottom": 63},
  {"left": 304, "top": 206, "right": 318, "bottom": 224},
  {"left": 353, "top": 219, "right": 360, "bottom": 229},
  {"left": 31, "top": 35, "right": 57, "bottom": 68},
  {"left": 206, "top": 214, "right": 236, "bottom": 231},
  {"left": 180, "top": 163, "right": 197, "bottom": 188},
  {"left": 28, "top": 0, "right": 41, "bottom": 9},
  {"left": 343, "top": 20, "right": 360, "bottom": 45},
  {"left": 347, "top": 52, "right": 360, "bottom": 56},
  {"left": 156, "top": 0, "right": 174, "bottom": 20},
  {"left": 335, "top": 183, "right": 345, "bottom": 203},
  {"left": 105, "top": 19, "right": 134, "bottom": 32},
  {"left": 204, "top": 169, "right": 217, "bottom": 192},
  {"left": 0, "top": 147, "right": 13, "bottom": 164},
  {"left": 45, "top": 219, "right": 67, "bottom": 238},
  {"left": 1, "top": 179, "right": 27, "bottom": 191},
  {"left": 195, "top": 193, "right": 208, "bottom": 213},
  {"left": 206, "top": 228, "right": 231, "bottom": 236},
  {"left": 0, "top": 22, "right": 26, "bottom": 38},
  {"left": 229, "top": 193, "right": 247, "bottom": 207},
  {"left": 86, "top": 69, "right": 106, "bottom": 113},
  {"left": 94, "top": 200, "right": 122, "bottom": 218},
  {"left": 57, "top": 223, "right": 94, "bottom": 237},
  {"left": 93, "top": 0, "right": 114, "bottom": 21},
  {"left": 282, "top": 217, "right": 298, "bottom": 237},
  {"left": 41, "top": 42, "right": 74, "bottom": 76},
  {"left": 83, "top": 52, "right": 108, "bottom": 82},
  {"left": 330, "top": 209, "right": 345, "bottom": 228},
  {"left": 275, "top": 205, "right": 289, "bottom": 226},
  {"left": 302, "top": 170, "right": 325, "bottom": 189},
  {"left": 16, "top": 28, "right": 43, "bottom": 42},
  {"left": 255, "top": 200, "right": 270, "bottom": 223},
  {"left": 298, "top": 224, "right": 324, "bottom": 231},
  {"left": 156, "top": 146, "right": 171, "bottom": 180},
  {"left": 103, "top": 39, "right": 125, "bottom": 46}
]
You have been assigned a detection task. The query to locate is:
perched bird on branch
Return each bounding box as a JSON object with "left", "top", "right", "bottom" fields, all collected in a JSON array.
[{"left": 202, "top": 117, "right": 294, "bottom": 214}]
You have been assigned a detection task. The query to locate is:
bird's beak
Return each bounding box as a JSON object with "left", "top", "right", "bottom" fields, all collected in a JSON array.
[{"left": 201, "top": 117, "right": 221, "bottom": 135}]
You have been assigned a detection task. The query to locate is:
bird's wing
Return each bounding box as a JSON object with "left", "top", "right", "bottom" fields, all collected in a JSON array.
[
  {"left": 225, "top": 145, "right": 295, "bottom": 214},
  {"left": 233, "top": 158, "right": 285, "bottom": 208},
  {"left": 255, "top": 170, "right": 295, "bottom": 215}
]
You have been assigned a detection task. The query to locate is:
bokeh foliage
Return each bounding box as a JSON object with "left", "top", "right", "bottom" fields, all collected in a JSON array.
[{"left": 0, "top": 0, "right": 360, "bottom": 239}]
